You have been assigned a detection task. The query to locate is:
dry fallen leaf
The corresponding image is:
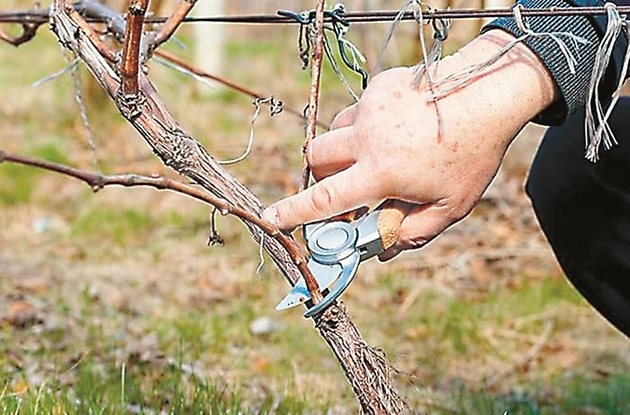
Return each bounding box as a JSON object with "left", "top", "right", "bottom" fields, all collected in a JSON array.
[
  {"left": 3, "top": 300, "right": 41, "bottom": 328},
  {"left": 11, "top": 378, "right": 28, "bottom": 394},
  {"left": 251, "top": 354, "right": 270, "bottom": 373}
]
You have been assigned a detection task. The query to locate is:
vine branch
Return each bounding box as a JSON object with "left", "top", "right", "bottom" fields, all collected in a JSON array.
[
  {"left": 151, "top": 0, "right": 197, "bottom": 50},
  {"left": 0, "top": 149, "right": 314, "bottom": 280},
  {"left": 298, "top": 0, "right": 328, "bottom": 306},
  {"left": 120, "top": 0, "right": 149, "bottom": 96},
  {"left": 62, "top": 2, "right": 118, "bottom": 62},
  {"left": 11, "top": 0, "right": 409, "bottom": 412},
  {"left": 300, "top": 0, "right": 327, "bottom": 193}
]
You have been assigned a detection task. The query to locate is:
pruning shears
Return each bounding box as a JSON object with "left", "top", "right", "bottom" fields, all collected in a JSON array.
[{"left": 275, "top": 202, "right": 409, "bottom": 318}]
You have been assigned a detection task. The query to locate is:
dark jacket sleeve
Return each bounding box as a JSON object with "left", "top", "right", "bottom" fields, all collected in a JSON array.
[{"left": 483, "top": 0, "right": 629, "bottom": 125}]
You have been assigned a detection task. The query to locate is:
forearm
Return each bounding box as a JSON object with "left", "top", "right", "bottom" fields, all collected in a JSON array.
[
  {"left": 430, "top": 29, "right": 557, "bottom": 152},
  {"left": 484, "top": 0, "right": 630, "bottom": 124}
]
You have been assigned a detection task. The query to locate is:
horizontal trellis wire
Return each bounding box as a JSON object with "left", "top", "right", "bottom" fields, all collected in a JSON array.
[{"left": 1, "top": 6, "right": 630, "bottom": 26}]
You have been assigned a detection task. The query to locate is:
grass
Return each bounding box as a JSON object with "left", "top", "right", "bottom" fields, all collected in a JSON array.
[
  {"left": 0, "top": 163, "right": 40, "bottom": 205},
  {"left": 446, "top": 372, "right": 630, "bottom": 415},
  {"left": 0, "top": 273, "right": 628, "bottom": 413},
  {"left": 0, "top": 359, "right": 311, "bottom": 414},
  {"left": 1, "top": 8, "right": 629, "bottom": 414},
  {"left": 70, "top": 208, "right": 156, "bottom": 246}
]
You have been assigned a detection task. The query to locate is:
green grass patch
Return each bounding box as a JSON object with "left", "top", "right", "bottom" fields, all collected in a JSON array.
[
  {"left": 31, "top": 142, "right": 71, "bottom": 166},
  {"left": 0, "top": 358, "right": 313, "bottom": 415},
  {"left": 225, "top": 40, "right": 282, "bottom": 61},
  {"left": 450, "top": 372, "right": 630, "bottom": 415},
  {"left": 0, "top": 140, "right": 73, "bottom": 205},
  {"left": 0, "top": 33, "right": 62, "bottom": 86},
  {"left": 396, "top": 275, "right": 586, "bottom": 343},
  {"left": 71, "top": 207, "right": 155, "bottom": 246},
  {"left": 0, "top": 163, "right": 40, "bottom": 205},
  {"left": 159, "top": 312, "right": 230, "bottom": 358},
  {"left": 0, "top": 290, "right": 318, "bottom": 415}
]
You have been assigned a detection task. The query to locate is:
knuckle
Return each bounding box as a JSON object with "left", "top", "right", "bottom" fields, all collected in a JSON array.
[
  {"left": 398, "top": 226, "right": 431, "bottom": 252},
  {"left": 273, "top": 201, "right": 298, "bottom": 229},
  {"left": 330, "top": 106, "right": 356, "bottom": 130},
  {"left": 308, "top": 183, "right": 337, "bottom": 217},
  {"left": 440, "top": 195, "right": 473, "bottom": 222},
  {"left": 368, "top": 158, "right": 394, "bottom": 197},
  {"left": 330, "top": 114, "right": 346, "bottom": 130},
  {"left": 402, "top": 235, "right": 429, "bottom": 251}
]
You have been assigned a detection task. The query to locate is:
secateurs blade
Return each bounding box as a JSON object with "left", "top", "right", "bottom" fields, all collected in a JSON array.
[{"left": 276, "top": 202, "right": 408, "bottom": 318}]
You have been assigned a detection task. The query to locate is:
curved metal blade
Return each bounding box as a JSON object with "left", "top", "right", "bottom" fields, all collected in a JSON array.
[
  {"left": 275, "top": 259, "right": 342, "bottom": 310},
  {"left": 303, "top": 251, "right": 360, "bottom": 318}
]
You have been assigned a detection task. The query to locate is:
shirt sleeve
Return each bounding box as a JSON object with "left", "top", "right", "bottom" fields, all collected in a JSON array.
[{"left": 482, "top": 0, "right": 629, "bottom": 125}]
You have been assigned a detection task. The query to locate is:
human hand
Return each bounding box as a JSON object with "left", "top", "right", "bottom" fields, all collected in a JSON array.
[{"left": 263, "top": 30, "right": 556, "bottom": 260}]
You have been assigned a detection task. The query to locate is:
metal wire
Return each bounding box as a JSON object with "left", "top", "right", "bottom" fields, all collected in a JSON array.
[{"left": 2, "top": 6, "right": 630, "bottom": 26}]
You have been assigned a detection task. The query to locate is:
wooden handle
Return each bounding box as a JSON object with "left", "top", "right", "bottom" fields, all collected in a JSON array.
[
  {"left": 377, "top": 200, "right": 411, "bottom": 250},
  {"left": 329, "top": 205, "right": 370, "bottom": 223}
]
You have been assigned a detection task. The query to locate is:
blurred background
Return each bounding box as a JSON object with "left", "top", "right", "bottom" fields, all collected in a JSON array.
[{"left": 0, "top": 0, "right": 628, "bottom": 413}]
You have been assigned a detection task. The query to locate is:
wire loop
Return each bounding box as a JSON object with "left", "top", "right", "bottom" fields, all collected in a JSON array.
[
  {"left": 279, "top": 4, "right": 369, "bottom": 90},
  {"left": 432, "top": 17, "right": 450, "bottom": 42}
]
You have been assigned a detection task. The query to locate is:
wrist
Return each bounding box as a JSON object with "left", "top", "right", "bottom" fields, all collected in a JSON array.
[{"left": 424, "top": 30, "right": 558, "bottom": 147}]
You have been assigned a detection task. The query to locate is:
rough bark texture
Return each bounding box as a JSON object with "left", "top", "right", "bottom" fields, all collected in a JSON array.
[{"left": 49, "top": 3, "right": 407, "bottom": 413}]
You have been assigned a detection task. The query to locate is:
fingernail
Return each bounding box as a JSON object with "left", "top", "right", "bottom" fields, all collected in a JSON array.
[{"left": 261, "top": 206, "right": 279, "bottom": 227}]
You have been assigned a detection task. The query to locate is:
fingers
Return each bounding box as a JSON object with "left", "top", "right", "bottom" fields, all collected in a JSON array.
[
  {"left": 307, "top": 127, "right": 357, "bottom": 180},
  {"left": 378, "top": 203, "right": 454, "bottom": 262},
  {"left": 262, "top": 106, "right": 362, "bottom": 230},
  {"left": 329, "top": 104, "right": 358, "bottom": 130},
  {"left": 263, "top": 165, "right": 375, "bottom": 230}
]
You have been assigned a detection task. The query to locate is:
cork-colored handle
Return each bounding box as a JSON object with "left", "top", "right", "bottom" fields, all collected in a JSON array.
[{"left": 377, "top": 200, "right": 412, "bottom": 250}]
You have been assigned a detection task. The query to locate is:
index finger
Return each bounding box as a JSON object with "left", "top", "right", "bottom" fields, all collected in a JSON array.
[{"left": 262, "top": 164, "right": 379, "bottom": 230}]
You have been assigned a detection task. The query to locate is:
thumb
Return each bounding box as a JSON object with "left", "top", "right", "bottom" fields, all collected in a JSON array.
[{"left": 263, "top": 165, "right": 374, "bottom": 230}]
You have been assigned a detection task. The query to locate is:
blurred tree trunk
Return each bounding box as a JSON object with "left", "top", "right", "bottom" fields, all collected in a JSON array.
[
  {"left": 357, "top": 0, "right": 377, "bottom": 68},
  {"left": 450, "top": 0, "right": 486, "bottom": 52},
  {"left": 192, "top": 0, "right": 225, "bottom": 95},
  {"left": 482, "top": 0, "right": 513, "bottom": 24}
]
